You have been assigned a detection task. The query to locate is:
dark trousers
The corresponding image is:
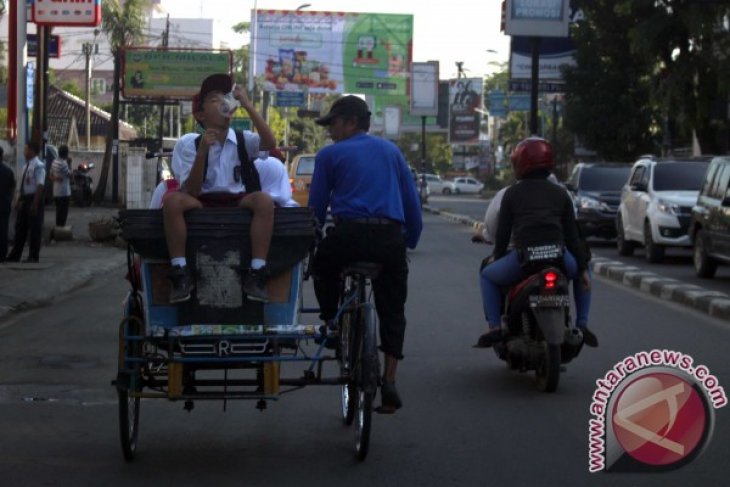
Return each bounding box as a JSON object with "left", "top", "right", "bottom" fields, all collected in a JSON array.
[
  {"left": 312, "top": 222, "right": 409, "bottom": 360},
  {"left": 7, "top": 196, "right": 44, "bottom": 261},
  {"left": 0, "top": 211, "right": 9, "bottom": 262},
  {"left": 54, "top": 196, "right": 70, "bottom": 226}
]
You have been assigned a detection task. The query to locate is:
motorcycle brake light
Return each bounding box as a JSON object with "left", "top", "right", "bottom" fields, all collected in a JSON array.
[{"left": 544, "top": 271, "right": 558, "bottom": 289}]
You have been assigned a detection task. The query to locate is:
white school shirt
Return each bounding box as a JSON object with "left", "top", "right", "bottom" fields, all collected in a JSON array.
[
  {"left": 254, "top": 155, "right": 299, "bottom": 207},
  {"left": 51, "top": 158, "right": 71, "bottom": 197},
  {"left": 172, "top": 129, "right": 260, "bottom": 194},
  {"left": 21, "top": 156, "right": 46, "bottom": 196}
]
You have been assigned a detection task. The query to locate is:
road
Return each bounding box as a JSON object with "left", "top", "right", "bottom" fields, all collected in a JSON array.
[
  {"left": 0, "top": 212, "right": 728, "bottom": 485},
  {"left": 428, "top": 194, "right": 730, "bottom": 296}
]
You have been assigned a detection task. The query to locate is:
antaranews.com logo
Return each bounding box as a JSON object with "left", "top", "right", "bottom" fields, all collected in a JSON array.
[{"left": 588, "top": 349, "right": 727, "bottom": 473}]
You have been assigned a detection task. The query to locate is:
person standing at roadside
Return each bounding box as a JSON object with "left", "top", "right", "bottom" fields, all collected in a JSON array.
[
  {"left": 6, "top": 141, "right": 46, "bottom": 263},
  {"left": 0, "top": 147, "right": 16, "bottom": 263},
  {"left": 51, "top": 145, "right": 72, "bottom": 227}
]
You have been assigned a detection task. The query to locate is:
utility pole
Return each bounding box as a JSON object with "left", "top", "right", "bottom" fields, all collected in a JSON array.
[
  {"left": 456, "top": 61, "right": 464, "bottom": 79},
  {"left": 83, "top": 34, "right": 99, "bottom": 150},
  {"left": 158, "top": 15, "right": 170, "bottom": 150}
]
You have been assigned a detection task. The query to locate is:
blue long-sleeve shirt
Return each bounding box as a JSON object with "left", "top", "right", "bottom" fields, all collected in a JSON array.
[{"left": 309, "top": 132, "right": 423, "bottom": 249}]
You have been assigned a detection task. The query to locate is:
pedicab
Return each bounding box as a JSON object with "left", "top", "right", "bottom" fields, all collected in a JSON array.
[{"left": 115, "top": 207, "right": 380, "bottom": 461}]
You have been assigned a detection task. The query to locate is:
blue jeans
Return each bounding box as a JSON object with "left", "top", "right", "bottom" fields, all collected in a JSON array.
[{"left": 480, "top": 249, "right": 591, "bottom": 328}]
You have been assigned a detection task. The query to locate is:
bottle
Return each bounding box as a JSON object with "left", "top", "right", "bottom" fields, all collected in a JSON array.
[{"left": 218, "top": 85, "right": 240, "bottom": 118}]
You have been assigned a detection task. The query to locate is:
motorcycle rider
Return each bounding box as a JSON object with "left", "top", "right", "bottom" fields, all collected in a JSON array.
[{"left": 475, "top": 137, "right": 598, "bottom": 348}]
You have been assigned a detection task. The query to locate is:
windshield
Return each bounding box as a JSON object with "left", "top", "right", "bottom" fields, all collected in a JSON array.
[
  {"left": 653, "top": 162, "right": 709, "bottom": 191},
  {"left": 579, "top": 166, "right": 630, "bottom": 191},
  {"left": 295, "top": 157, "right": 316, "bottom": 176}
]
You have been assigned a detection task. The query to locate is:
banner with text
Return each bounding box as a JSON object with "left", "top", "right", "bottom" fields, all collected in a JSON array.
[{"left": 448, "top": 78, "right": 483, "bottom": 145}]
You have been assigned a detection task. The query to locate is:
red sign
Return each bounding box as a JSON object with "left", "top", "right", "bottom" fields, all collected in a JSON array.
[{"left": 32, "top": 0, "right": 102, "bottom": 27}]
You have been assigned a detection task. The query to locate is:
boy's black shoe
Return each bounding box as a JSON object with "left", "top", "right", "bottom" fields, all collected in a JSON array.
[
  {"left": 168, "top": 265, "right": 194, "bottom": 303},
  {"left": 243, "top": 266, "right": 270, "bottom": 303}
]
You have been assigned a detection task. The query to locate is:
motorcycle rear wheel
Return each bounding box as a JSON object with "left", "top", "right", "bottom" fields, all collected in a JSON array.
[{"left": 535, "top": 342, "right": 561, "bottom": 393}]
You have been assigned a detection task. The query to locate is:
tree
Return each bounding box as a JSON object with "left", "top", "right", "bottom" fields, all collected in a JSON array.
[{"left": 94, "top": 0, "right": 148, "bottom": 202}]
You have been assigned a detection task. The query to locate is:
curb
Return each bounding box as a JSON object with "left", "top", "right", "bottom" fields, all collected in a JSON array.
[{"left": 425, "top": 206, "right": 730, "bottom": 321}]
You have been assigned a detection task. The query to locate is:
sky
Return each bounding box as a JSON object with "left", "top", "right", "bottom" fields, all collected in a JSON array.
[{"left": 154, "top": 0, "right": 510, "bottom": 80}]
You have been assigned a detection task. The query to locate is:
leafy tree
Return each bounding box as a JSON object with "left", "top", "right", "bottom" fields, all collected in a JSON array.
[
  {"left": 563, "top": 1, "right": 658, "bottom": 161},
  {"left": 95, "top": 0, "right": 149, "bottom": 202}
]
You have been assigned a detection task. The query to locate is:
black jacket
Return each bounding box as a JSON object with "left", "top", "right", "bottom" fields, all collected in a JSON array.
[
  {"left": 0, "top": 162, "right": 16, "bottom": 214},
  {"left": 494, "top": 177, "right": 588, "bottom": 271}
]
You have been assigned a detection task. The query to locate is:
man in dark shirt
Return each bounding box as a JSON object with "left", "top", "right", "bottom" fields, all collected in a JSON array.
[
  {"left": 0, "top": 147, "right": 16, "bottom": 263},
  {"left": 477, "top": 137, "right": 596, "bottom": 348},
  {"left": 309, "top": 96, "right": 423, "bottom": 413}
]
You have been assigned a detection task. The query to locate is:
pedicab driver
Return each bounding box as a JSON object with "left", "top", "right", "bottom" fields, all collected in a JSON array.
[
  {"left": 309, "top": 95, "right": 423, "bottom": 414},
  {"left": 164, "top": 73, "right": 277, "bottom": 304}
]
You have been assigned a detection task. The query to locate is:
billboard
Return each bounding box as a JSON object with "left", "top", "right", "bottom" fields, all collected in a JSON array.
[
  {"left": 504, "top": 0, "right": 570, "bottom": 37},
  {"left": 509, "top": 34, "right": 575, "bottom": 93},
  {"left": 32, "top": 0, "right": 102, "bottom": 27},
  {"left": 122, "top": 48, "right": 232, "bottom": 99},
  {"left": 448, "top": 78, "right": 482, "bottom": 145},
  {"left": 410, "top": 61, "right": 439, "bottom": 117},
  {"left": 250, "top": 10, "right": 413, "bottom": 97}
]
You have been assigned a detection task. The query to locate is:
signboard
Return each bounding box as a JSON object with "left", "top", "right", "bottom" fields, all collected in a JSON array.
[
  {"left": 26, "top": 62, "right": 35, "bottom": 110},
  {"left": 410, "top": 61, "right": 439, "bottom": 117},
  {"left": 383, "top": 106, "right": 402, "bottom": 138},
  {"left": 28, "top": 33, "right": 61, "bottom": 58},
  {"left": 509, "top": 79, "right": 566, "bottom": 93},
  {"left": 504, "top": 0, "right": 570, "bottom": 37},
  {"left": 509, "top": 36, "right": 575, "bottom": 80},
  {"left": 231, "top": 118, "right": 252, "bottom": 131},
  {"left": 250, "top": 10, "right": 413, "bottom": 97},
  {"left": 275, "top": 91, "right": 305, "bottom": 107},
  {"left": 32, "top": 0, "right": 102, "bottom": 27},
  {"left": 448, "top": 78, "right": 483, "bottom": 145},
  {"left": 122, "top": 48, "right": 232, "bottom": 99}
]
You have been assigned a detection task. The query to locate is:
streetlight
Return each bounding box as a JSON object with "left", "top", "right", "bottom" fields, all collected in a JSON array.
[{"left": 296, "top": 4, "right": 311, "bottom": 10}]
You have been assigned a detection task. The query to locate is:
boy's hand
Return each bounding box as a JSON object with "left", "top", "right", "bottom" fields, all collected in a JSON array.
[{"left": 234, "top": 85, "right": 252, "bottom": 108}]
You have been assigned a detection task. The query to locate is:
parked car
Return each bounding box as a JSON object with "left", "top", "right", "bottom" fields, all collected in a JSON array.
[
  {"left": 418, "top": 173, "right": 449, "bottom": 194},
  {"left": 565, "top": 162, "right": 631, "bottom": 239},
  {"left": 688, "top": 156, "right": 730, "bottom": 278},
  {"left": 289, "top": 153, "right": 316, "bottom": 206},
  {"left": 616, "top": 156, "right": 710, "bottom": 262},
  {"left": 444, "top": 176, "right": 485, "bottom": 195}
]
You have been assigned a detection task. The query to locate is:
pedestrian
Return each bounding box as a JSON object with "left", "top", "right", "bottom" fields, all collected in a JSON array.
[
  {"left": 309, "top": 95, "right": 423, "bottom": 413},
  {"left": 0, "top": 146, "right": 17, "bottom": 263},
  {"left": 51, "top": 145, "right": 72, "bottom": 227},
  {"left": 7, "top": 141, "right": 46, "bottom": 263}
]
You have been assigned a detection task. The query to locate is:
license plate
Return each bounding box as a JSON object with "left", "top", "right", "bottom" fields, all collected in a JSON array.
[
  {"left": 529, "top": 295, "right": 570, "bottom": 307},
  {"left": 525, "top": 244, "right": 563, "bottom": 262}
]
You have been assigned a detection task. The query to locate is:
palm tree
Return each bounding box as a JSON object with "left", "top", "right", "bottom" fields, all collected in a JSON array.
[{"left": 94, "top": 0, "right": 148, "bottom": 202}]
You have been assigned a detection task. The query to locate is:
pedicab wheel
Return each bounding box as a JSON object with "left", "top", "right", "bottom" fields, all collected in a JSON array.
[
  {"left": 535, "top": 341, "right": 561, "bottom": 393},
  {"left": 354, "top": 303, "right": 378, "bottom": 461},
  {"left": 117, "top": 292, "right": 144, "bottom": 461},
  {"left": 339, "top": 311, "right": 357, "bottom": 425},
  {"left": 118, "top": 387, "right": 140, "bottom": 461}
]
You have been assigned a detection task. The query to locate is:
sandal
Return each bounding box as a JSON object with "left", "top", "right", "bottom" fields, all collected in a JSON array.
[{"left": 375, "top": 380, "right": 402, "bottom": 414}]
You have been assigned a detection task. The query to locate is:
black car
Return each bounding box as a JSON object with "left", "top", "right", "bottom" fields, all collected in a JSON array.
[
  {"left": 565, "top": 162, "right": 632, "bottom": 239},
  {"left": 688, "top": 156, "right": 730, "bottom": 278}
]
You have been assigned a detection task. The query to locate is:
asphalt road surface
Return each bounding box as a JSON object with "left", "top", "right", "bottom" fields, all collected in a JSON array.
[{"left": 0, "top": 213, "right": 728, "bottom": 486}]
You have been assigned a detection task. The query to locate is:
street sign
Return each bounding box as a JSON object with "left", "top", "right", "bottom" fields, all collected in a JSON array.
[
  {"left": 274, "top": 91, "right": 305, "bottom": 107},
  {"left": 27, "top": 34, "right": 61, "bottom": 58},
  {"left": 26, "top": 62, "right": 35, "bottom": 110},
  {"left": 231, "top": 118, "right": 252, "bottom": 131}
]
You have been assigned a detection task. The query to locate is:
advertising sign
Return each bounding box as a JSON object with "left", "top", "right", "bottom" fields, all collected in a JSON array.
[
  {"left": 32, "top": 0, "right": 102, "bottom": 27},
  {"left": 410, "top": 61, "right": 439, "bottom": 117},
  {"left": 510, "top": 36, "right": 575, "bottom": 80},
  {"left": 250, "top": 10, "right": 413, "bottom": 97},
  {"left": 448, "top": 78, "right": 482, "bottom": 145},
  {"left": 504, "top": 0, "right": 570, "bottom": 38},
  {"left": 122, "top": 49, "right": 232, "bottom": 99}
]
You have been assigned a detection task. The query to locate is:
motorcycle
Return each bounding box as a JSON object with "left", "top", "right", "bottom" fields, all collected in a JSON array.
[
  {"left": 492, "top": 244, "right": 584, "bottom": 393},
  {"left": 71, "top": 162, "right": 95, "bottom": 207}
]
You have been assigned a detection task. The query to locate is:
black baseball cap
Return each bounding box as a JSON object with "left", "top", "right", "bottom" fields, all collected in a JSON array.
[
  {"left": 315, "top": 95, "right": 371, "bottom": 126},
  {"left": 192, "top": 73, "right": 233, "bottom": 111}
]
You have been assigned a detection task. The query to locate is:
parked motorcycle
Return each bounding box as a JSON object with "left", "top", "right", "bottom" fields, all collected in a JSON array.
[
  {"left": 491, "top": 245, "right": 584, "bottom": 393},
  {"left": 71, "top": 162, "right": 95, "bottom": 207}
]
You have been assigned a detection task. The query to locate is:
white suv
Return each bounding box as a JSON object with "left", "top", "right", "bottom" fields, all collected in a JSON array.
[
  {"left": 616, "top": 156, "right": 710, "bottom": 262},
  {"left": 419, "top": 173, "right": 449, "bottom": 194}
]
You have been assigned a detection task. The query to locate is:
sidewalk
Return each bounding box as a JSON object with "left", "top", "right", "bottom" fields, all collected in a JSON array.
[{"left": 0, "top": 205, "right": 127, "bottom": 320}]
